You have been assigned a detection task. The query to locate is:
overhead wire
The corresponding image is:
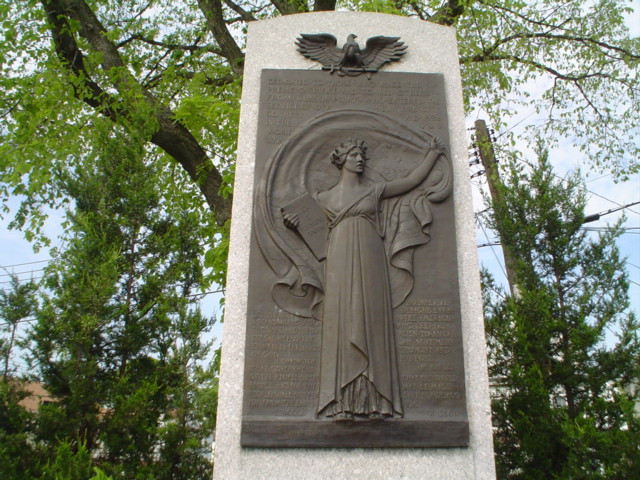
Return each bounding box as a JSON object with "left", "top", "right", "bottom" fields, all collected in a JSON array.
[
  {"left": 512, "top": 154, "right": 640, "bottom": 216},
  {"left": 583, "top": 201, "right": 640, "bottom": 223},
  {"left": 494, "top": 111, "right": 536, "bottom": 139},
  {"left": 472, "top": 122, "right": 640, "bottom": 296},
  {"left": 485, "top": 122, "right": 640, "bottom": 217},
  {"left": 0, "top": 268, "right": 46, "bottom": 278},
  {"left": 585, "top": 173, "right": 613, "bottom": 183},
  {"left": 0, "top": 288, "right": 225, "bottom": 328},
  {"left": 0, "top": 275, "right": 44, "bottom": 285},
  {"left": 476, "top": 214, "right": 509, "bottom": 281},
  {"left": 0, "top": 259, "right": 51, "bottom": 269}
]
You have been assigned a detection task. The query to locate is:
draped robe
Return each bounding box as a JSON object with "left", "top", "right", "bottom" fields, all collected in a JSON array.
[{"left": 316, "top": 183, "right": 402, "bottom": 417}]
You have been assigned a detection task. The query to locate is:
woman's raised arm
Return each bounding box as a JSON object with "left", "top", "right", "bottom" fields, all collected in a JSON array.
[{"left": 382, "top": 137, "right": 445, "bottom": 199}]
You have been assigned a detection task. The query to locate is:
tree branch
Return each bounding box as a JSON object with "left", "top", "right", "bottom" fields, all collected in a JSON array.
[
  {"left": 465, "top": 52, "right": 627, "bottom": 85},
  {"left": 406, "top": 0, "right": 427, "bottom": 20},
  {"left": 313, "top": 0, "right": 336, "bottom": 12},
  {"left": 41, "top": 0, "right": 120, "bottom": 121},
  {"left": 117, "top": 34, "right": 224, "bottom": 56},
  {"left": 197, "top": 0, "right": 245, "bottom": 76},
  {"left": 478, "top": 0, "right": 573, "bottom": 33},
  {"left": 187, "top": 72, "right": 238, "bottom": 88},
  {"left": 140, "top": 48, "right": 174, "bottom": 88},
  {"left": 143, "top": 67, "right": 237, "bottom": 90},
  {"left": 271, "top": 0, "right": 308, "bottom": 15},
  {"left": 429, "top": 0, "right": 467, "bottom": 26},
  {"left": 41, "top": 0, "right": 232, "bottom": 224},
  {"left": 223, "top": 0, "right": 257, "bottom": 22},
  {"left": 573, "top": 79, "right": 606, "bottom": 123},
  {"left": 471, "top": 51, "right": 623, "bottom": 132},
  {"left": 462, "top": 32, "right": 640, "bottom": 64}
]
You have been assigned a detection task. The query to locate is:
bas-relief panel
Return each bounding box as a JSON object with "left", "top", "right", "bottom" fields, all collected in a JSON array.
[{"left": 241, "top": 69, "right": 468, "bottom": 447}]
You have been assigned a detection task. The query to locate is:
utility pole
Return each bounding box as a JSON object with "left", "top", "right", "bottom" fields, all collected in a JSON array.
[{"left": 474, "top": 119, "right": 520, "bottom": 297}]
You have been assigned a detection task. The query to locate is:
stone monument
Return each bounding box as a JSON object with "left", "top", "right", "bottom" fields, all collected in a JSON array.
[{"left": 214, "top": 12, "right": 496, "bottom": 480}]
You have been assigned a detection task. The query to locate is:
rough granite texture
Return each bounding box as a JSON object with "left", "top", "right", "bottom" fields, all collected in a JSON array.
[{"left": 213, "top": 12, "right": 496, "bottom": 480}]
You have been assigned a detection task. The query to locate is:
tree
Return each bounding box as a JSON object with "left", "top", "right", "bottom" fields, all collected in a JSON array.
[
  {"left": 26, "top": 125, "right": 218, "bottom": 479},
  {"left": 0, "top": 276, "right": 40, "bottom": 480},
  {"left": 0, "top": 380, "right": 41, "bottom": 480},
  {"left": 0, "top": 1, "right": 638, "bottom": 267},
  {"left": 0, "top": 275, "right": 37, "bottom": 381},
  {"left": 0, "top": 2, "right": 637, "bottom": 472},
  {"left": 482, "top": 147, "right": 640, "bottom": 479}
]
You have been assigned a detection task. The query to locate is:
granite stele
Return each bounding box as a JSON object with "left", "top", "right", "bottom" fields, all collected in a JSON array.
[{"left": 213, "top": 12, "right": 496, "bottom": 480}]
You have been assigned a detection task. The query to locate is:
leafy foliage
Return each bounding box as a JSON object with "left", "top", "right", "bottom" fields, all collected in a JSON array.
[
  {"left": 455, "top": 0, "right": 640, "bottom": 179},
  {"left": 0, "top": 2, "right": 638, "bottom": 475},
  {"left": 0, "top": 275, "right": 37, "bottom": 380},
  {"left": 0, "top": 380, "right": 41, "bottom": 480},
  {"left": 0, "top": 1, "right": 637, "bottom": 279},
  {"left": 25, "top": 126, "right": 218, "bottom": 479},
  {"left": 0, "top": 277, "right": 40, "bottom": 479},
  {"left": 40, "top": 441, "right": 96, "bottom": 480},
  {"left": 483, "top": 147, "right": 640, "bottom": 479}
]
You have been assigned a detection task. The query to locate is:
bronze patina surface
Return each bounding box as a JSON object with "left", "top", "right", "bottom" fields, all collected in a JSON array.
[{"left": 242, "top": 69, "right": 468, "bottom": 447}]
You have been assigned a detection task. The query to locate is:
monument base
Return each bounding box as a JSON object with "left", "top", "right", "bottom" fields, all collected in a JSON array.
[{"left": 242, "top": 420, "right": 469, "bottom": 448}]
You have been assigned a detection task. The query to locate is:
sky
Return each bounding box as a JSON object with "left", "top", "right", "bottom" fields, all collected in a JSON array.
[
  {"left": 470, "top": 123, "right": 640, "bottom": 314},
  {"left": 471, "top": 1, "right": 640, "bottom": 317},
  {"left": 1, "top": 2, "right": 639, "bottom": 375}
]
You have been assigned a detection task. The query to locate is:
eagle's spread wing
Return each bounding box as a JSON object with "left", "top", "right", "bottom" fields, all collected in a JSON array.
[
  {"left": 361, "top": 36, "right": 407, "bottom": 71},
  {"left": 295, "top": 34, "right": 343, "bottom": 67}
]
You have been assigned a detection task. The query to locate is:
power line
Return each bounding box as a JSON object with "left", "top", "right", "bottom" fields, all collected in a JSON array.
[
  {"left": 583, "top": 201, "right": 640, "bottom": 223},
  {"left": 0, "top": 259, "right": 51, "bottom": 269},
  {"left": 515, "top": 157, "right": 640, "bottom": 216},
  {"left": 585, "top": 173, "right": 613, "bottom": 184},
  {"left": 478, "top": 242, "right": 501, "bottom": 248},
  {"left": 0, "top": 317, "right": 37, "bottom": 328},
  {"left": 585, "top": 190, "right": 640, "bottom": 216},
  {"left": 488, "top": 123, "right": 633, "bottom": 200},
  {"left": 0, "top": 268, "right": 46, "bottom": 278},
  {"left": 488, "top": 137, "right": 640, "bottom": 218},
  {"left": 473, "top": 142, "right": 640, "bottom": 226},
  {"left": 0, "top": 289, "right": 224, "bottom": 327},
  {"left": 477, "top": 219, "right": 509, "bottom": 281},
  {"left": 495, "top": 111, "right": 537, "bottom": 139},
  {"left": 0, "top": 275, "right": 44, "bottom": 285},
  {"left": 581, "top": 227, "right": 640, "bottom": 234},
  {"left": 186, "top": 289, "right": 224, "bottom": 299}
]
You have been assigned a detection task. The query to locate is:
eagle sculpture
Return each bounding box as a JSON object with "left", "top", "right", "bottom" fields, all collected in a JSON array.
[{"left": 295, "top": 33, "right": 407, "bottom": 76}]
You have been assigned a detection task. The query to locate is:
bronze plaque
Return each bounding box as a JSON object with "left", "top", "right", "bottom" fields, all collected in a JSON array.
[{"left": 241, "top": 69, "right": 468, "bottom": 447}]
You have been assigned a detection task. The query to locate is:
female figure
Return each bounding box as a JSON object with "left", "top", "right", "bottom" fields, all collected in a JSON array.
[{"left": 285, "top": 137, "right": 445, "bottom": 419}]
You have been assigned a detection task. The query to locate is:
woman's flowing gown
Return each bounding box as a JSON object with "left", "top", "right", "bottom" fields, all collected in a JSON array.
[{"left": 316, "top": 183, "right": 403, "bottom": 417}]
